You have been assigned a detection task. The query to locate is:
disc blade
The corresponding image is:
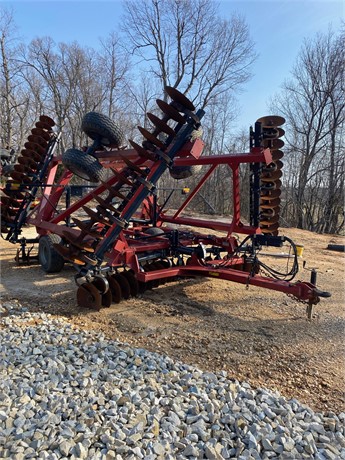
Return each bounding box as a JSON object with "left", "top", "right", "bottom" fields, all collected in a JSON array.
[
  {"left": 156, "top": 99, "right": 186, "bottom": 124},
  {"left": 39, "top": 115, "right": 55, "bottom": 127},
  {"left": 112, "top": 273, "right": 131, "bottom": 299},
  {"left": 165, "top": 86, "right": 195, "bottom": 111},
  {"left": 31, "top": 128, "right": 51, "bottom": 141},
  {"left": 24, "top": 142, "right": 46, "bottom": 155},
  {"left": 262, "top": 138, "right": 285, "bottom": 150},
  {"left": 261, "top": 170, "right": 283, "bottom": 182},
  {"left": 77, "top": 283, "right": 102, "bottom": 310},
  {"left": 256, "top": 115, "right": 285, "bottom": 127},
  {"left": 138, "top": 126, "right": 165, "bottom": 150},
  {"left": 18, "top": 155, "right": 38, "bottom": 168},
  {"left": 260, "top": 215, "right": 280, "bottom": 225},
  {"left": 10, "top": 171, "right": 33, "bottom": 183},
  {"left": 21, "top": 149, "right": 43, "bottom": 162},
  {"left": 147, "top": 112, "right": 175, "bottom": 136},
  {"left": 35, "top": 121, "right": 53, "bottom": 131},
  {"left": 129, "top": 139, "right": 156, "bottom": 161},
  {"left": 62, "top": 230, "right": 95, "bottom": 253},
  {"left": 119, "top": 154, "right": 147, "bottom": 177},
  {"left": 107, "top": 275, "right": 122, "bottom": 303},
  {"left": 260, "top": 198, "right": 281, "bottom": 208},
  {"left": 27, "top": 135, "right": 48, "bottom": 147},
  {"left": 271, "top": 150, "right": 284, "bottom": 161},
  {"left": 121, "top": 270, "right": 139, "bottom": 297},
  {"left": 52, "top": 244, "right": 86, "bottom": 266},
  {"left": 260, "top": 222, "right": 280, "bottom": 232},
  {"left": 260, "top": 189, "right": 282, "bottom": 200}
]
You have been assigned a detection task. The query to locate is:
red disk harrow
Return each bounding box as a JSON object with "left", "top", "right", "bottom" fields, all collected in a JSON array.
[{"left": 0, "top": 87, "right": 330, "bottom": 318}]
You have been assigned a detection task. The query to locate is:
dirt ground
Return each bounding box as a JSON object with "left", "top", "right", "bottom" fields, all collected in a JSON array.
[{"left": 1, "top": 224, "right": 344, "bottom": 415}]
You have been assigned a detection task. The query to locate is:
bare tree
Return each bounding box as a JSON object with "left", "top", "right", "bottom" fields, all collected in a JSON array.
[
  {"left": 0, "top": 7, "right": 29, "bottom": 151},
  {"left": 121, "top": 0, "right": 256, "bottom": 108},
  {"left": 99, "top": 32, "right": 130, "bottom": 119},
  {"left": 272, "top": 28, "right": 344, "bottom": 232}
]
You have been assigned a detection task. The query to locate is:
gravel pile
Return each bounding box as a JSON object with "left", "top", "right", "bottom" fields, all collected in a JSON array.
[{"left": 0, "top": 309, "right": 344, "bottom": 460}]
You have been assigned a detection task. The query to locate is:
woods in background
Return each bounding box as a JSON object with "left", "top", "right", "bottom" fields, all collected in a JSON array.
[{"left": 0, "top": 3, "right": 344, "bottom": 234}]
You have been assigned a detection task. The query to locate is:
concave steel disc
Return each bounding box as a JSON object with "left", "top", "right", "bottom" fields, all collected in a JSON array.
[
  {"left": 35, "top": 121, "right": 53, "bottom": 131},
  {"left": 39, "top": 115, "right": 55, "bottom": 127},
  {"left": 24, "top": 142, "right": 46, "bottom": 155},
  {"left": 119, "top": 154, "right": 146, "bottom": 177},
  {"left": 129, "top": 140, "right": 156, "bottom": 161},
  {"left": 21, "top": 149, "right": 43, "bottom": 162},
  {"left": 262, "top": 162, "right": 278, "bottom": 173},
  {"left": 260, "top": 189, "right": 282, "bottom": 200},
  {"left": 260, "top": 170, "right": 283, "bottom": 182},
  {"left": 52, "top": 244, "right": 86, "bottom": 266},
  {"left": 260, "top": 206, "right": 280, "bottom": 217},
  {"left": 107, "top": 275, "right": 122, "bottom": 303},
  {"left": 18, "top": 156, "right": 38, "bottom": 168},
  {"left": 27, "top": 135, "right": 48, "bottom": 147},
  {"left": 261, "top": 228, "right": 279, "bottom": 236},
  {"left": 138, "top": 126, "right": 165, "bottom": 150},
  {"left": 71, "top": 217, "right": 102, "bottom": 239},
  {"left": 10, "top": 171, "right": 32, "bottom": 183},
  {"left": 77, "top": 283, "right": 102, "bottom": 310},
  {"left": 121, "top": 270, "right": 139, "bottom": 296},
  {"left": 262, "top": 127, "right": 280, "bottom": 139},
  {"left": 62, "top": 230, "right": 95, "bottom": 253},
  {"left": 256, "top": 115, "right": 285, "bottom": 127},
  {"left": 260, "top": 222, "right": 280, "bottom": 231},
  {"left": 271, "top": 150, "right": 284, "bottom": 161},
  {"left": 2, "top": 189, "right": 26, "bottom": 200},
  {"left": 262, "top": 160, "right": 283, "bottom": 173},
  {"left": 260, "top": 198, "right": 281, "bottom": 208},
  {"left": 262, "top": 138, "right": 285, "bottom": 150},
  {"left": 165, "top": 86, "right": 195, "bottom": 111},
  {"left": 156, "top": 99, "right": 186, "bottom": 124},
  {"left": 260, "top": 214, "right": 280, "bottom": 225},
  {"left": 30, "top": 128, "right": 51, "bottom": 142},
  {"left": 1, "top": 196, "right": 20, "bottom": 206},
  {"left": 147, "top": 113, "right": 175, "bottom": 136},
  {"left": 277, "top": 128, "right": 285, "bottom": 137},
  {"left": 112, "top": 273, "right": 131, "bottom": 299},
  {"left": 14, "top": 164, "right": 36, "bottom": 175},
  {"left": 91, "top": 277, "right": 112, "bottom": 307}
]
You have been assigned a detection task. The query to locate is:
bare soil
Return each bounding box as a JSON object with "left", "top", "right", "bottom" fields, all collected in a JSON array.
[{"left": 1, "top": 225, "right": 344, "bottom": 414}]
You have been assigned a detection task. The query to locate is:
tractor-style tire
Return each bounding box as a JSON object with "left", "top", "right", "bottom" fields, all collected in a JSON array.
[
  {"left": 81, "top": 112, "right": 124, "bottom": 148},
  {"left": 62, "top": 148, "right": 106, "bottom": 183},
  {"left": 327, "top": 244, "right": 345, "bottom": 252},
  {"left": 169, "top": 128, "right": 203, "bottom": 180},
  {"left": 169, "top": 164, "right": 200, "bottom": 180},
  {"left": 145, "top": 227, "right": 165, "bottom": 236},
  {"left": 39, "top": 234, "right": 65, "bottom": 273}
]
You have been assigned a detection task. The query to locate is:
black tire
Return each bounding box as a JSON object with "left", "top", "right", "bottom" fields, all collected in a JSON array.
[
  {"left": 2, "top": 164, "right": 14, "bottom": 176},
  {"left": 39, "top": 234, "right": 65, "bottom": 273},
  {"left": 0, "top": 148, "right": 11, "bottom": 159},
  {"left": 145, "top": 227, "right": 165, "bottom": 236},
  {"left": 327, "top": 244, "right": 345, "bottom": 252},
  {"left": 81, "top": 112, "right": 124, "bottom": 147},
  {"left": 169, "top": 164, "right": 201, "bottom": 180},
  {"left": 169, "top": 128, "right": 203, "bottom": 180},
  {"left": 62, "top": 148, "right": 106, "bottom": 183}
]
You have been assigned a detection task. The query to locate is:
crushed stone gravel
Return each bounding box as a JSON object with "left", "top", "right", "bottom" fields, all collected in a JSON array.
[{"left": 0, "top": 309, "right": 344, "bottom": 460}]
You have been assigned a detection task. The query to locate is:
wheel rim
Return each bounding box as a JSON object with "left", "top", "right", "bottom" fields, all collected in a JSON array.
[{"left": 40, "top": 243, "right": 49, "bottom": 265}]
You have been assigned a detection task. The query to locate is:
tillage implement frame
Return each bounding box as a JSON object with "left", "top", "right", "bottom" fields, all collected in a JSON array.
[{"left": 0, "top": 87, "right": 330, "bottom": 317}]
